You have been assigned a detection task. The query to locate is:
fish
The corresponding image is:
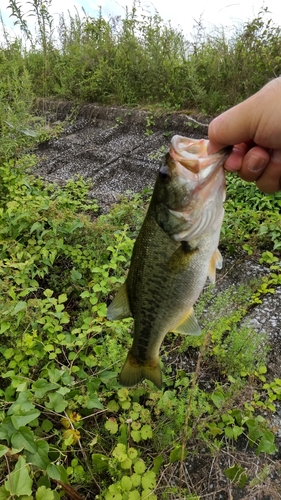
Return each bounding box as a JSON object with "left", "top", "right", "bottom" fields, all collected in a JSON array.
[{"left": 107, "top": 135, "right": 231, "bottom": 389}]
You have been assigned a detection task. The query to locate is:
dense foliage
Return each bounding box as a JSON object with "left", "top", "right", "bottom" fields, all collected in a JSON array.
[
  {"left": 1, "top": 1, "right": 281, "bottom": 113},
  {"left": 1, "top": 2, "right": 281, "bottom": 499}
]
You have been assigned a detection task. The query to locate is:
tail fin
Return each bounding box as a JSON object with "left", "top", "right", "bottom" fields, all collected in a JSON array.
[{"left": 119, "top": 352, "right": 162, "bottom": 390}]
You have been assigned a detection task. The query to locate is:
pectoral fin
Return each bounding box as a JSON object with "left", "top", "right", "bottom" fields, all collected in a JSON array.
[
  {"left": 173, "top": 307, "right": 202, "bottom": 336},
  {"left": 167, "top": 242, "right": 198, "bottom": 273},
  {"left": 107, "top": 282, "right": 132, "bottom": 320},
  {"left": 208, "top": 248, "right": 223, "bottom": 284}
]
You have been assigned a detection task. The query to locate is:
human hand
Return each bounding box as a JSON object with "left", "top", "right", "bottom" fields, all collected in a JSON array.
[{"left": 207, "top": 77, "right": 281, "bottom": 193}]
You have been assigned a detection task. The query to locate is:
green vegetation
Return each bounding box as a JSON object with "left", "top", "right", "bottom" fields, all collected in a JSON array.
[
  {"left": 221, "top": 173, "right": 281, "bottom": 252},
  {"left": 1, "top": 148, "right": 281, "bottom": 498},
  {"left": 1, "top": 2, "right": 281, "bottom": 113},
  {"left": 1, "top": 1, "right": 281, "bottom": 498}
]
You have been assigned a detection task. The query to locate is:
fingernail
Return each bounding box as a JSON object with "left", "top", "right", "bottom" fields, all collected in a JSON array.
[{"left": 246, "top": 155, "right": 267, "bottom": 173}]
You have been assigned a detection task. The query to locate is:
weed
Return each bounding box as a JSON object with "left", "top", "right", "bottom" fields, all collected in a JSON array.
[{"left": 4, "top": 2, "right": 281, "bottom": 112}]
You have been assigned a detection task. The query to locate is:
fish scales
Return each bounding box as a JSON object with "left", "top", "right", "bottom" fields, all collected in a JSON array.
[{"left": 107, "top": 135, "right": 231, "bottom": 389}]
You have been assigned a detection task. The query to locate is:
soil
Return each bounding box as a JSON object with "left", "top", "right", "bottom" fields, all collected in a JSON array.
[{"left": 34, "top": 100, "right": 281, "bottom": 499}]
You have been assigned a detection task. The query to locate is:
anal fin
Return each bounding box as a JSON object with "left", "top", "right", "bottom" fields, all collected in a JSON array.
[
  {"left": 107, "top": 282, "right": 132, "bottom": 320},
  {"left": 173, "top": 307, "right": 202, "bottom": 336}
]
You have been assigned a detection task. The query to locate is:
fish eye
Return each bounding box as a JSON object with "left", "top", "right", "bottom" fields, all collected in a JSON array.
[{"left": 158, "top": 166, "right": 171, "bottom": 182}]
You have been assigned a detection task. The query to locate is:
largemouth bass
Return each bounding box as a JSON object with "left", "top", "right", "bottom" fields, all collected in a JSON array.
[{"left": 107, "top": 135, "right": 230, "bottom": 389}]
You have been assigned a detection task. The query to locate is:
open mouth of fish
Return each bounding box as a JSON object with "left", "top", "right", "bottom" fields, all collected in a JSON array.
[{"left": 168, "top": 135, "right": 231, "bottom": 181}]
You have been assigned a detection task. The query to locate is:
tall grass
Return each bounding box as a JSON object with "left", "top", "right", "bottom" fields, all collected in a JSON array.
[{"left": 2, "top": 1, "right": 281, "bottom": 113}]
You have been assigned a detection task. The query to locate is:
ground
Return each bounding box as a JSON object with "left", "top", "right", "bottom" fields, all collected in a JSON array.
[{"left": 35, "top": 101, "right": 281, "bottom": 499}]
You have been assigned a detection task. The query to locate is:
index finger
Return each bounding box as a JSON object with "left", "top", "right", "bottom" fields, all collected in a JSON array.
[{"left": 207, "top": 98, "right": 258, "bottom": 154}]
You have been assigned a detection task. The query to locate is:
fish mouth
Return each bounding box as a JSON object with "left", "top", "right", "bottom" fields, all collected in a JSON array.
[{"left": 169, "top": 135, "right": 231, "bottom": 179}]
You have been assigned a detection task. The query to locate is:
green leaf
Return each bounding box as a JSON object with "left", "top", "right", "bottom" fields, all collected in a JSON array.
[
  {"left": 131, "top": 430, "right": 141, "bottom": 443},
  {"left": 92, "top": 453, "right": 109, "bottom": 472},
  {"left": 105, "top": 485, "right": 122, "bottom": 500},
  {"left": 71, "top": 269, "right": 82, "bottom": 281},
  {"left": 105, "top": 418, "right": 119, "bottom": 434},
  {"left": 30, "top": 222, "right": 43, "bottom": 233},
  {"left": 112, "top": 443, "right": 128, "bottom": 463},
  {"left": 0, "top": 445, "right": 9, "bottom": 458},
  {"left": 4, "top": 456, "right": 33, "bottom": 496},
  {"left": 246, "top": 419, "right": 264, "bottom": 445},
  {"left": 11, "top": 409, "right": 40, "bottom": 430},
  {"left": 141, "top": 471, "right": 156, "bottom": 490},
  {"left": 11, "top": 301, "right": 27, "bottom": 315},
  {"left": 100, "top": 371, "right": 117, "bottom": 383},
  {"left": 8, "top": 391, "right": 35, "bottom": 414},
  {"left": 152, "top": 454, "right": 164, "bottom": 474},
  {"left": 211, "top": 391, "right": 225, "bottom": 408},
  {"left": 11, "top": 427, "right": 37, "bottom": 453},
  {"left": 140, "top": 424, "right": 152, "bottom": 440},
  {"left": 225, "top": 464, "right": 248, "bottom": 488},
  {"left": 256, "top": 433, "right": 277, "bottom": 455},
  {"left": 0, "top": 485, "right": 10, "bottom": 500},
  {"left": 127, "top": 491, "right": 140, "bottom": 500},
  {"left": 0, "top": 322, "right": 10, "bottom": 334},
  {"left": 169, "top": 446, "right": 186, "bottom": 463},
  {"left": 224, "top": 427, "right": 234, "bottom": 439},
  {"left": 85, "top": 395, "right": 104, "bottom": 410},
  {"left": 58, "top": 293, "right": 68, "bottom": 304},
  {"left": 233, "top": 425, "right": 243, "bottom": 440},
  {"left": 25, "top": 440, "right": 50, "bottom": 469},
  {"left": 56, "top": 387, "right": 70, "bottom": 396},
  {"left": 45, "top": 393, "right": 68, "bottom": 413},
  {"left": 36, "top": 485, "right": 56, "bottom": 500},
  {"left": 46, "top": 464, "right": 69, "bottom": 483},
  {"left": 133, "top": 459, "right": 146, "bottom": 474},
  {"left": 42, "top": 419, "right": 53, "bottom": 432},
  {"left": 127, "top": 448, "right": 138, "bottom": 460},
  {"left": 107, "top": 400, "right": 120, "bottom": 412},
  {"left": 68, "top": 220, "right": 84, "bottom": 233},
  {"left": 32, "top": 379, "right": 59, "bottom": 398},
  {"left": 131, "top": 473, "right": 141, "bottom": 487},
  {"left": 121, "top": 476, "right": 132, "bottom": 491},
  {"left": 121, "top": 458, "right": 132, "bottom": 470},
  {"left": 0, "top": 417, "right": 16, "bottom": 441}
]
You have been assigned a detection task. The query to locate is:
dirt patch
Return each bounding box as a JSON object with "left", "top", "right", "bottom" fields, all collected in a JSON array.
[{"left": 35, "top": 99, "right": 209, "bottom": 209}]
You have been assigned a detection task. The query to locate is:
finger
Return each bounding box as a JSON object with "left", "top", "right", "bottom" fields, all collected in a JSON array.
[
  {"left": 254, "top": 150, "right": 281, "bottom": 193},
  {"left": 208, "top": 98, "right": 257, "bottom": 152},
  {"left": 223, "top": 143, "right": 249, "bottom": 172},
  {"left": 207, "top": 139, "right": 225, "bottom": 155},
  {"left": 236, "top": 146, "right": 270, "bottom": 182}
]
